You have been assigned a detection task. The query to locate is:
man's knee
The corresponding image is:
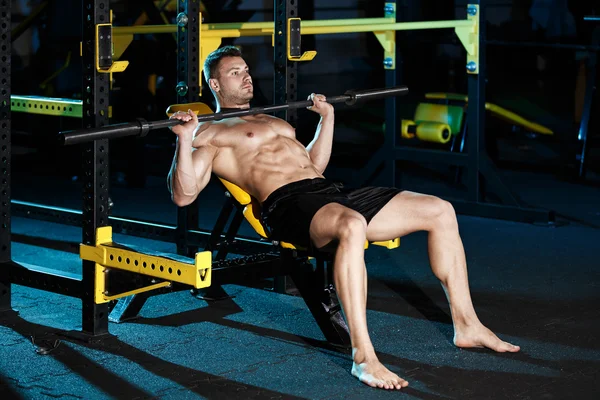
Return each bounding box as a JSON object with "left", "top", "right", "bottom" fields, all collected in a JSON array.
[
  {"left": 430, "top": 197, "right": 457, "bottom": 228},
  {"left": 336, "top": 212, "right": 367, "bottom": 241}
]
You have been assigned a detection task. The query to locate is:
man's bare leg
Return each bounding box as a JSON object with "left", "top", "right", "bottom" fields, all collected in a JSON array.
[
  {"left": 310, "top": 204, "right": 408, "bottom": 390},
  {"left": 367, "top": 191, "right": 520, "bottom": 352}
]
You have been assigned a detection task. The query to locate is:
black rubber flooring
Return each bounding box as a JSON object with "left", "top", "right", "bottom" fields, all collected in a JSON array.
[{"left": 1, "top": 165, "right": 599, "bottom": 399}]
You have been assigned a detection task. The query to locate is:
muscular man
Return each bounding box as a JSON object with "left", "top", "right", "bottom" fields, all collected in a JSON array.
[{"left": 168, "top": 46, "right": 520, "bottom": 390}]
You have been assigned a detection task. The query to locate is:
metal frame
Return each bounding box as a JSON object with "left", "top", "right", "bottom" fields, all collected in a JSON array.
[
  {"left": 1, "top": 0, "right": 556, "bottom": 342},
  {"left": 11, "top": 200, "right": 271, "bottom": 255},
  {"left": 0, "top": 0, "right": 350, "bottom": 347},
  {"left": 155, "top": 0, "right": 548, "bottom": 223},
  {"left": 577, "top": 25, "right": 600, "bottom": 178},
  {"left": 175, "top": 0, "right": 201, "bottom": 259},
  {"left": 1, "top": 0, "right": 202, "bottom": 338},
  {"left": 0, "top": 0, "right": 12, "bottom": 311},
  {"left": 272, "top": 0, "right": 298, "bottom": 293},
  {"left": 355, "top": 1, "right": 398, "bottom": 187},
  {"left": 0, "top": 0, "right": 114, "bottom": 336},
  {"left": 79, "top": 0, "right": 111, "bottom": 336},
  {"left": 378, "top": 1, "right": 551, "bottom": 223},
  {"left": 462, "top": 2, "right": 550, "bottom": 222},
  {"left": 7, "top": 2, "right": 485, "bottom": 237},
  {"left": 112, "top": 15, "right": 476, "bottom": 95},
  {"left": 274, "top": 0, "right": 298, "bottom": 125}
]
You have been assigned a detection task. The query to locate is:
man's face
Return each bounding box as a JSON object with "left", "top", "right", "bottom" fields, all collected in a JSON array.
[{"left": 211, "top": 56, "right": 253, "bottom": 105}]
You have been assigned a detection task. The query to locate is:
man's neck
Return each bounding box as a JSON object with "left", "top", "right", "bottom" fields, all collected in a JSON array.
[
  {"left": 216, "top": 102, "right": 250, "bottom": 113},
  {"left": 218, "top": 107, "right": 246, "bottom": 112}
]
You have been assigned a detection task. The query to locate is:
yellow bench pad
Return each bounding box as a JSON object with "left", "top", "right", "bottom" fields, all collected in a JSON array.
[
  {"left": 218, "top": 177, "right": 399, "bottom": 251},
  {"left": 165, "top": 102, "right": 214, "bottom": 117}
]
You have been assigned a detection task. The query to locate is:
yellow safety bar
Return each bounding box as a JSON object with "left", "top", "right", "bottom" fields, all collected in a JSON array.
[{"left": 81, "top": 226, "right": 211, "bottom": 304}]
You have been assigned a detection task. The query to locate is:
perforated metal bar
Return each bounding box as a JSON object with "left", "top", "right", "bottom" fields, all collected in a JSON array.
[
  {"left": 0, "top": 0, "right": 12, "bottom": 310},
  {"left": 274, "top": 0, "right": 298, "bottom": 126},
  {"left": 81, "top": 0, "right": 111, "bottom": 335},
  {"left": 80, "top": 227, "right": 211, "bottom": 292},
  {"left": 0, "top": 0, "right": 11, "bottom": 264},
  {"left": 177, "top": 0, "right": 200, "bottom": 104},
  {"left": 11, "top": 95, "right": 83, "bottom": 118},
  {"left": 176, "top": 0, "right": 201, "bottom": 259}
]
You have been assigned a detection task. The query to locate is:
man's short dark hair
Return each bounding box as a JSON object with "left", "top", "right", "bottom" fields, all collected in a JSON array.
[{"left": 203, "top": 45, "right": 243, "bottom": 82}]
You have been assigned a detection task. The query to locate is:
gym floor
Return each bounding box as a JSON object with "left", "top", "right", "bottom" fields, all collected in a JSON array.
[{"left": 1, "top": 162, "right": 599, "bottom": 399}]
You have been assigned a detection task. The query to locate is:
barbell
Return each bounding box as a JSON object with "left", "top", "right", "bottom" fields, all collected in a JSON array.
[{"left": 59, "top": 85, "right": 408, "bottom": 146}]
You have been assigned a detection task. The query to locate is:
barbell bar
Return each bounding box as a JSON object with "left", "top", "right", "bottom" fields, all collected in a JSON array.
[{"left": 59, "top": 85, "right": 408, "bottom": 146}]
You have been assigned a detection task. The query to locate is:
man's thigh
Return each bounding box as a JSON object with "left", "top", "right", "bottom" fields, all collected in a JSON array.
[
  {"left": 366, "top": 191, "right": 446, "bottom": 241},
  {"left": 309, "top": 202, "right": 366, "bottom": 249}
]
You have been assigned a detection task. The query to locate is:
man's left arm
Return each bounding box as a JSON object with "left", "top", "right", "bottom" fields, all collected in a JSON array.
[{"left": 305, "top": 93, "right": 335, "bottom": 173}]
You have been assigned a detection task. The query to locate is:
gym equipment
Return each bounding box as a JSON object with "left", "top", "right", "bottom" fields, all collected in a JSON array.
[
  {"left": 425, "top": 93, "right": 553, "bottom": 136},
  {"left": 58, "top": 86, "right": 409, "bottom": 145},
  {"left": 401, "top": 93, "right": 553, "bottom": 148},
  {"left": 402, "top": 103, "right": 465, "bottom": 144}
]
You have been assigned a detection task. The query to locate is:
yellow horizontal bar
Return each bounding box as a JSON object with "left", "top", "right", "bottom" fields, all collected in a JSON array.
[
  {"left": 11, "top": 95, "right": 83, "bottom": 118},
  {"left": 81, "top": 243, "right": 212, "bottom": 289},
  {"left": 113, "top": 18, "right": 392, "bottom": 35},
  {"left": 206, "top": 17, "right": 391, "bottom": 30},
  {"left": 203, "top": 28, "right": 270, "bottom": 38},
  {"left": 114, "top": 25, "right": 176, "bottom": 35},
  {"left": 202, "top": 29, "right": 264, "bottom": 38},
  {"left": 304, "top": 17, "right": 392, "bottom": 27},
  {"left": 114, "top": 18, "right": 473, "bottom": 37},
  {"left": 299, "top": 20, "right": 474, "bottom": 35},
  {"left": 113, "top": 25, "right": 270, "bottom": 38}
]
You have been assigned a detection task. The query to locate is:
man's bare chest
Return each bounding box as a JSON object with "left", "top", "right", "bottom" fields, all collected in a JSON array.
[{"left": 210, "top": 116, "right": 293, "bottom": 146}]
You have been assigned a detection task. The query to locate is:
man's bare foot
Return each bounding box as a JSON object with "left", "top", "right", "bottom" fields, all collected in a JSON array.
[
  {"left": 454, "top": 322, "right": 520, "bottom": 352},
  {"left": 351, "top": 350, "right": 408, "bottom": 390}
]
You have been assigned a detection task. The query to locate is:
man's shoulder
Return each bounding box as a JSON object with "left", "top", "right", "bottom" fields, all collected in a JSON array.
[
  {"left": 197, "top": 120, "right": 234, "bottom": 134},
  {"left": 259, "top": 113, "right": 284, "bottom": 122}
]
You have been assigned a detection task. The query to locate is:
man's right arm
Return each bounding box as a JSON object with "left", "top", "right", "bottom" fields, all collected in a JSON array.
[
  {"left": 167, "top": 111, "right": 216, "bottom": 207},
  {"left": 168, "top": 140, "right": 217, "bottom": 207}
]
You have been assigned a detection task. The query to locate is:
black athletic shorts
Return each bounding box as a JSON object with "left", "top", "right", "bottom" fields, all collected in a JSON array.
[{"left": 260, "top": 178, "right": 402, "bottom": 249}]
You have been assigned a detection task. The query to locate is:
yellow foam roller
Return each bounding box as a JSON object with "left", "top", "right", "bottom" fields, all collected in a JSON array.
[
  {"left": 401, "top": 119, "right": 416, "bottom": 139},
  {"left": 416, "top": 121, "right": 451, "bottom": 144}
]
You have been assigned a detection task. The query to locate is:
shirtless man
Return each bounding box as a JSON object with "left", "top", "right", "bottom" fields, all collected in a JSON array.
[{"left": 168, "top": 46, "right": 520, "bottom": 391}]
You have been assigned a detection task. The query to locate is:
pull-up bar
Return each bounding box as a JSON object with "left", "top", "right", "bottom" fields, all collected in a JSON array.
[
  {"left": 59, "top": 85, "right": 409, "bottom": 146},
  {"left": 112, "top": 18, "right": 475, "bottom": 37}
]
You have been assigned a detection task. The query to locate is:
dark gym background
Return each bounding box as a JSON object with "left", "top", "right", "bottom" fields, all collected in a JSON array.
[{"left": 2, "top": 1, "right": 599, "bottom": 399}]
